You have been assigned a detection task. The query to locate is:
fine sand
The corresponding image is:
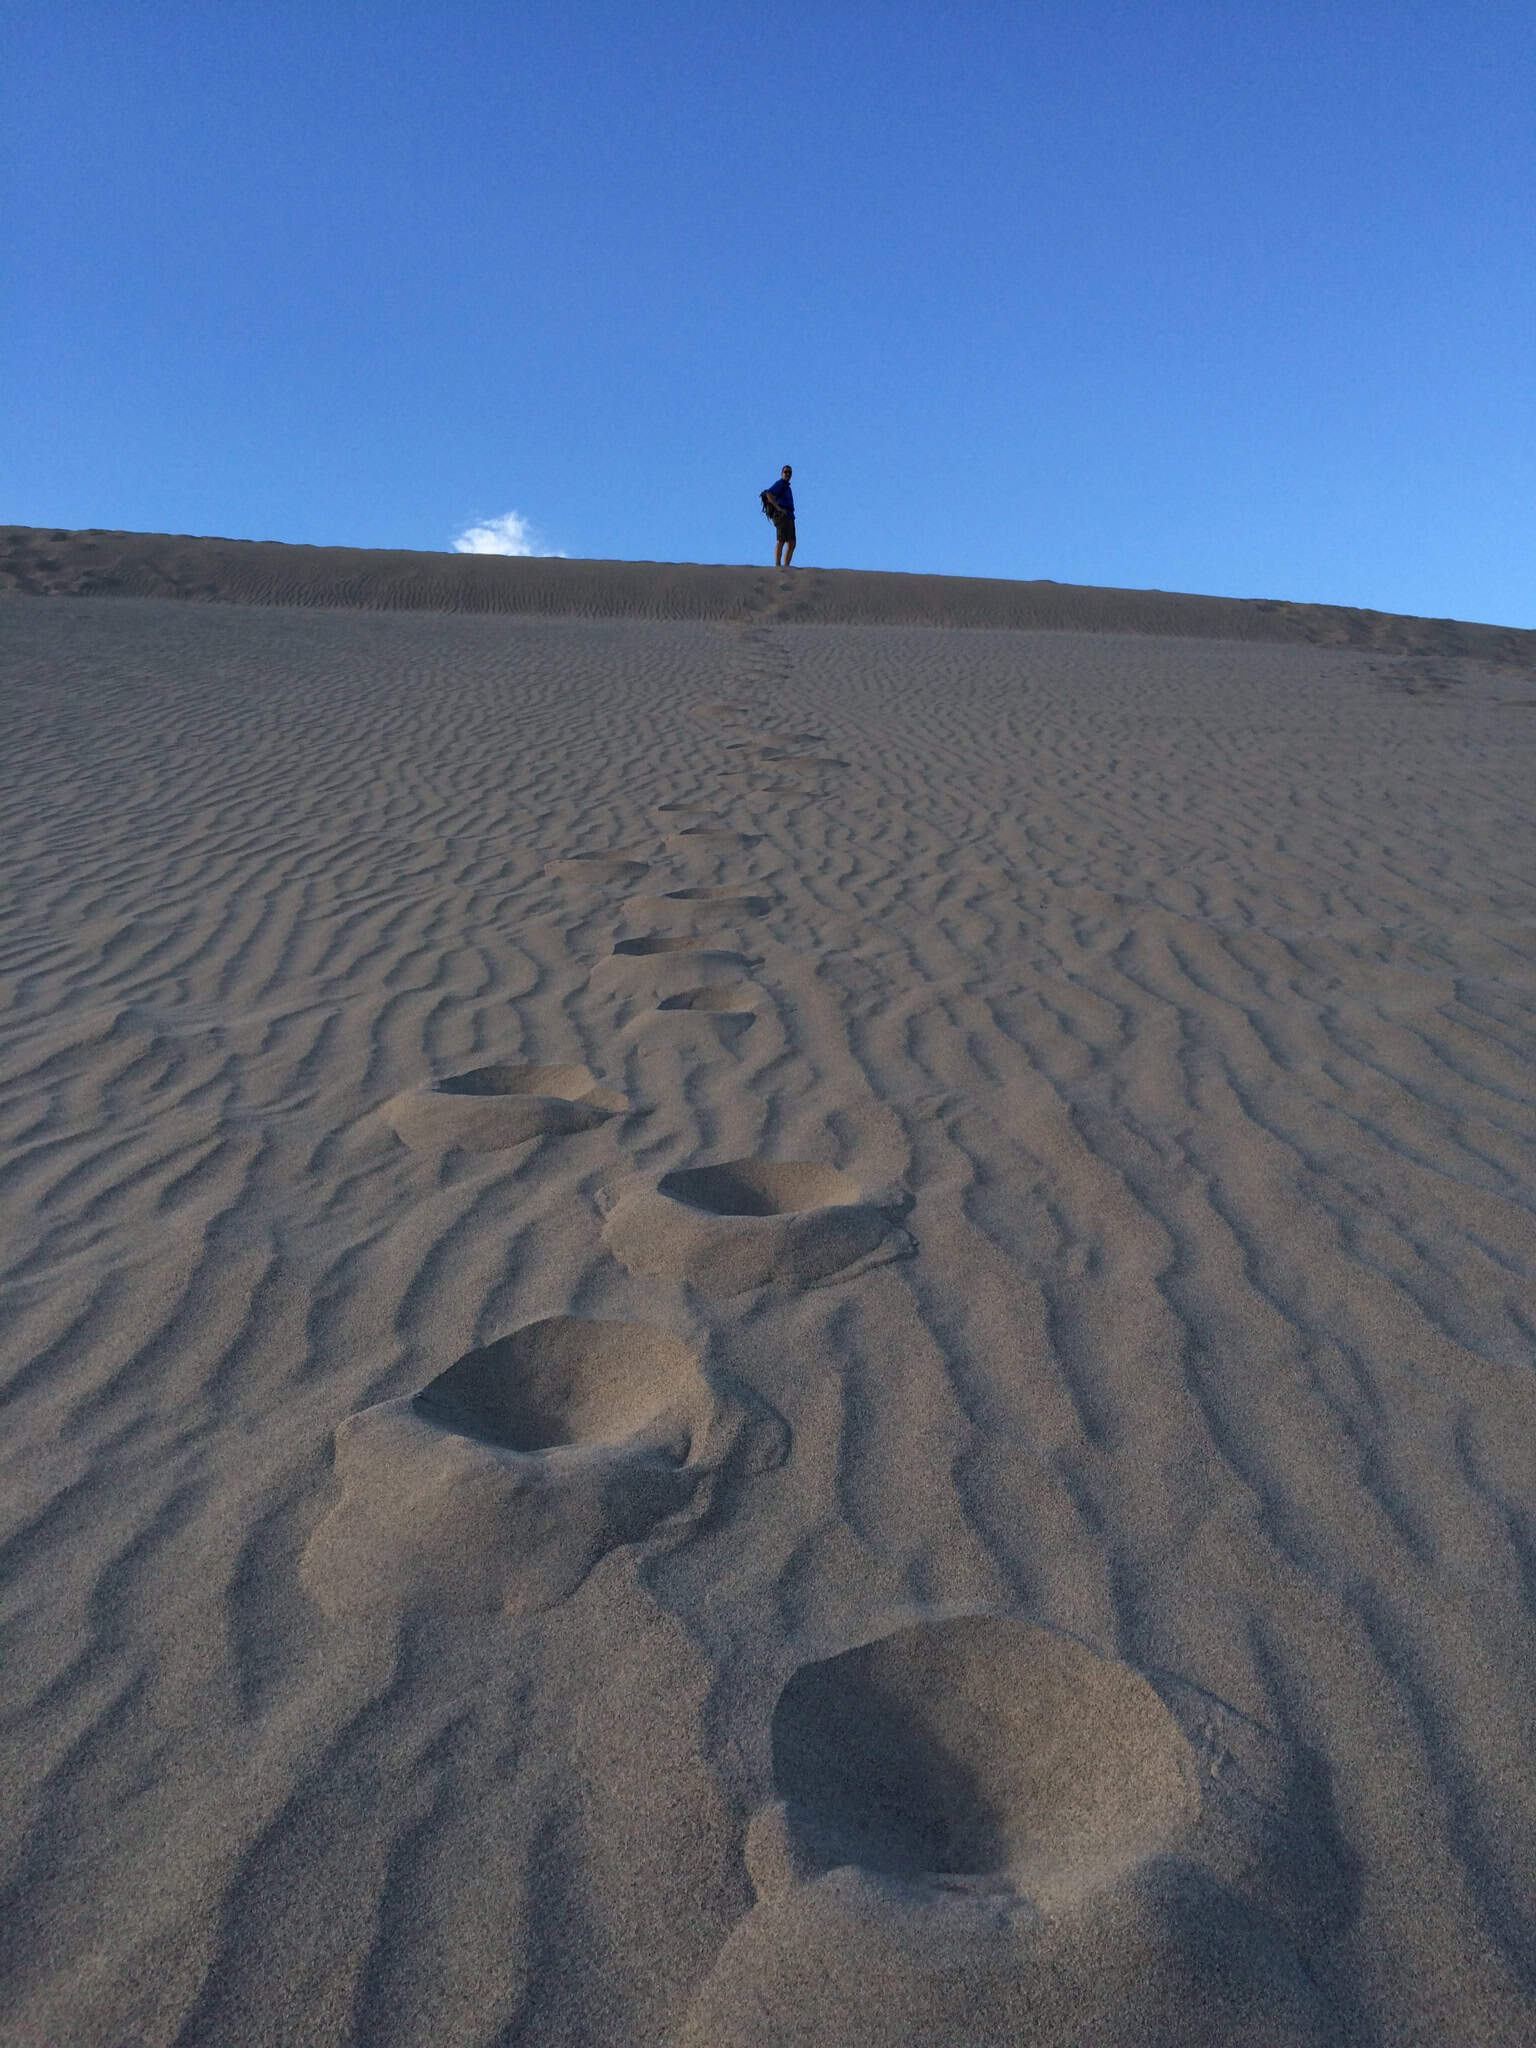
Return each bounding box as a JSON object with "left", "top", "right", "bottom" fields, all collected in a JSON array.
[{"left": 2, "top": 537, "right": 1535, "bottom": 2045}]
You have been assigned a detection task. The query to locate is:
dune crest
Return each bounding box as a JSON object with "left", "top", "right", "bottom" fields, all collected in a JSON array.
[{"left": 6, "top": 522, "right": 1536, "bottom": 657}]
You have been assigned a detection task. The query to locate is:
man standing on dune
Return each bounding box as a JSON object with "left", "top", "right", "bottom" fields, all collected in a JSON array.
[{"left": 761, "top": 464, "right": 795, "bottom": 568}]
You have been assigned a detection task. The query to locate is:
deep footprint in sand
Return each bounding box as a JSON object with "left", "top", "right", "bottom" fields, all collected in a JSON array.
[
  {"left": 663, "top": 886, "right": 774, "bottom": 916},
  {"left": 656, "top": 982, "right": 758, "bottom": 1017},
  {"left": 302, "top": 1316, "right": 787, "bottom": 1620},
  {"left": 666, "top": 827, "right": 761, "bottom": 849},
  {"left": 719, "top": 771, "right": 805, "bottom": 792},
  {"left": 766, "top": 1615, "right": 1198, "bottom": 1891},
  {"left": 725, "top": 732, "right": 825, "bottom": 752},
  {"left": 593, "top": 944, "right": 761, "bottom": 1001},
  {"left": 677, "top": 1616, "right": 1338, "bottom": 2046},
  {"left": 648, "top": 983, "right": 758, "bottom": 1037},
  {"left": 545, "top": 851, "right": 651, "bottom": 883},
  {"left": 610, "top": 933, "right": 707, "bottom": 956},
  {"left": 602, "top": 1157, "right": 908, "bottom": 1294},
  {"left": 384, "top": 1062, "right": 626, "bottom": 1151}
]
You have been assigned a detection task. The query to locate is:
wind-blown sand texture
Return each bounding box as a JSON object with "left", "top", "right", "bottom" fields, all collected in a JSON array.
[{"left": 3, "top": 535, "right": 1536, "bottom": 2045}]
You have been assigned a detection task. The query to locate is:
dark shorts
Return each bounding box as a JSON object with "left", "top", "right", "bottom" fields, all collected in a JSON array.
[{"left": 776, "top": 517, "right": 796, "bottom": 548}]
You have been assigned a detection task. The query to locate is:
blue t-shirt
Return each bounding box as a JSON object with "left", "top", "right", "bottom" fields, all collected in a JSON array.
[{"left": 765, "top": 478, "right": 795, "bottom": 516}]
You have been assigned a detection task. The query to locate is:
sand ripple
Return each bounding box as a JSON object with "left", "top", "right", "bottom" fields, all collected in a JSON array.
[{"left": 2, "top": 575, "right": 1533, "bottom": 2044}]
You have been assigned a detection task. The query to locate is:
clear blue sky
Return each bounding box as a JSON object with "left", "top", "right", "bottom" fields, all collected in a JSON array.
[{"left": 6, "top": 2, "right": 1533, "bottom": 624}]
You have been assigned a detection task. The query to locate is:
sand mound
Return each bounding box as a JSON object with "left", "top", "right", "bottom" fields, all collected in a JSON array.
[
  {"left": 603, "top": 1158, "right": 906, "bottom": 1294},
  {"left": 677, "top": 1858, "right": 1336, "bottom": 2047},
  {"left": 383, "top": 1061, "right": 625, "bottom": 1150},
  {"left": 303, "top": 1317, "right": 786, "bottom": 1619}
]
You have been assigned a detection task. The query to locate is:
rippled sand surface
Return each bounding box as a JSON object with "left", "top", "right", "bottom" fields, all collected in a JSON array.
[{"left": 3, "top": 554, "right": 1535, "bottom": 2044}]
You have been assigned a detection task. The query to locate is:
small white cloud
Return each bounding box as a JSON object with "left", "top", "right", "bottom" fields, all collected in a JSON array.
[{"left": 452, "top": 510, "right": 565, "bottom": 557}]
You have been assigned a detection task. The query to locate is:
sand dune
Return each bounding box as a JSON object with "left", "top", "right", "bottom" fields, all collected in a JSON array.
[{"left": 2, "top": 550, "right": 1535, "bottom": 2044}]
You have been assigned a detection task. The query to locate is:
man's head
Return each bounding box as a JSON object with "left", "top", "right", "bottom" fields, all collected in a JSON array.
[{"left": 782, "top": 466, "right": 792, "bottom": 479}]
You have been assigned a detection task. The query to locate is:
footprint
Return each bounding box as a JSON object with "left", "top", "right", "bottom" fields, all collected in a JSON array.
[
  {"left": 666, "top": 828, "right": 760, "bottom": 849},
  {"left": 649, "top": 983, "right": 758, "bottom": 1038},
  {"left": 659, "top": 1161, "right": 857, "bottom": 1216},
  {"left": 592, "top": 945, "right": 760, "bottom": 1000},
  {"left": 546, "top": 852, "right": 651, "bottom": 883},
  {"left": 610, "top": 934, "right": 707, "bottom": 957},
  {"left": 731, "top": 731, "right": 824, "bottom": 750},
  {"left": 656, "top": 983, "right": 757, "bottom": 1016},
  {"left": 766, "top": 1615, "right": 1197, "bottom": 1892},
  {"left": 663, "top": 887, "right": 773, "bottom": 916},
  {"left": 678, "top": 1862, "right": 1335, "bottom": 2047},
  {"left": 383, "top": 1062, "right": 626, "bottom": 1151},
  {"left": 302, "top": 1317, "right": 788, "bottom": 1620},
  {"left": 677, "top": 1617, "right": 1337, "bottom": 2046},
  {"left": 602, "top": 1158, "right": 907, "bottom": 1295},
  {"left": 656, "top": 802, "right": 719, "bottom": 818},
  {"left": 720, "top": 772, "right": 805, "bottom": 792}
]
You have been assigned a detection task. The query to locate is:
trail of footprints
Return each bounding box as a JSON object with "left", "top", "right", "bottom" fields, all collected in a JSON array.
[{"left": 307, "top": 611, "right": 1346, "bottom": 2041}]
